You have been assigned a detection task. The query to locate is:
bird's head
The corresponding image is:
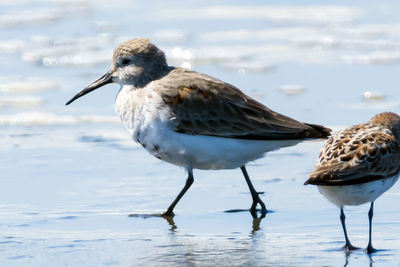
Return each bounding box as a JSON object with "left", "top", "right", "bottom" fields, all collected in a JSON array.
[
  {"left": 370, "top": 112, "right": 400, "bottom": 139},
  {"left": 66, "top": 38, "right": 169, "bottom": 105}
]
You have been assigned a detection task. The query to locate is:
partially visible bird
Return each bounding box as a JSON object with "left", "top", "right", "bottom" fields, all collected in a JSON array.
[
  {"left": 67, "top": 38, "right": 331, "bottom": 217},
  {"left": 305, "top": 112, "right": 400, "bottom": 253}
]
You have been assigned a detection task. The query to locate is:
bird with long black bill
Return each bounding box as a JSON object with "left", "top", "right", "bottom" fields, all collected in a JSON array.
[{"left": 66, "top": 38, "right": 331, "bottom": 217}]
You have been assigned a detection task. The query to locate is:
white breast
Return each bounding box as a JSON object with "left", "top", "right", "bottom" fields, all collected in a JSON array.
[
  {"left": 317, "top": 175, "right": 399, "bottom": 207},
  {"left": 114, "top": 84, "right": 171, "bottom": 146},
  {"left": 115, "top": 85, "right": 302, "bottom": 170}
]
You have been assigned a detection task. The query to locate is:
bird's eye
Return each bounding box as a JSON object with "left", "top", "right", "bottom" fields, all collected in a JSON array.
[{"left": 121, "top": 58, "right": 130, "bottom": 65}]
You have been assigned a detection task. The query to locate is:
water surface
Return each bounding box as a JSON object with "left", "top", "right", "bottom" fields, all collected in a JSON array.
[{"left": 1, "top": 1, "right": 400, "bottom": 266}]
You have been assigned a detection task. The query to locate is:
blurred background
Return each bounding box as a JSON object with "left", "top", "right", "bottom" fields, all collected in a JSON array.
[{"left": 1, "top": 1, "right": 400, "bottom": 266}]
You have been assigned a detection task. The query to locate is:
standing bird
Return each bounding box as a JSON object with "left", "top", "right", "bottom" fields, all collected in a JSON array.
[
  {"left": 305, "top": 112, "right": 400, "bottom": 253},
  {"left": 66, "top": 38, "right": 330, "bottom": 217}
]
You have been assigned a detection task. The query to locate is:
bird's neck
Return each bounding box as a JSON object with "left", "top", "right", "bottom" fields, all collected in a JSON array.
[{"left": 132, "top": 66, "right": 173, "bottom": 88}]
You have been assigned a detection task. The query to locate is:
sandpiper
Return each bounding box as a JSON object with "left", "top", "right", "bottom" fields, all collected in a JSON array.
[
  {"left": 305, "top": 112, "right": 400, "bottom": 253},
  {"left": 66, "top": 38, "right": 331, "bottom": 217}
]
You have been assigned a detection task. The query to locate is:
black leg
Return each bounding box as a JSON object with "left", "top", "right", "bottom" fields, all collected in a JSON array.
[
  {"left": 162, "top": 169, "right": 194, "bottom": 216},
  {"left": 240, "top": 166, "right": 267, "bottom": 217},
  {"left": 366, "top": 202, "right": 377, "bottom": 254},
  {"left": 340, "top": 207, "right": 358, "bottom": 251}
]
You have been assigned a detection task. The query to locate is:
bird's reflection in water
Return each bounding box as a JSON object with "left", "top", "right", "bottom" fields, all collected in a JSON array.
[
  {"left": 128, "top": 210, "right": 268, "bottom": 266},
  {"left": 251, "top": 216, "right": 263, "bottom": 233},
  {"left": 368, "top": 254, "right": 374, "bottom": 267},
  {"left": 343, "top": 250, "right": 351, "bottom": 267},
  {"left": 161, "top": 214, "right": 177, "bottom": 231},
  {"left": 342, "top": 248, "right": 375, "bottom": 267},
  {"left": 339, "top": 239, "right": 395, "bottom": 267},
  {"left": 129, "top": 213, "right": 177, "bottom": 231},
  {"left": 129, "top": 208, "right": 267, "bottom": 233},
  {"left": 225, "top": 208, "right": 268, "bottom": 233}
]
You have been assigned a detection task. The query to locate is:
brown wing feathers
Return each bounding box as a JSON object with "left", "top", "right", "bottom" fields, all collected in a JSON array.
[
  {"left": 162, "top": 69, "right": 331, "bottom": 140},
  {"left": 305, "top": 127, "right": 400, "bottom": 186}
]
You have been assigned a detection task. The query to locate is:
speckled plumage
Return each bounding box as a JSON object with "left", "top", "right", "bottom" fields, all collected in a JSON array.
[
  {"left": 306, "top": 112, "right": 400, "bottom": 186},
  {"left": 305, "top": 112, "right": 400, "bottom": 253}
]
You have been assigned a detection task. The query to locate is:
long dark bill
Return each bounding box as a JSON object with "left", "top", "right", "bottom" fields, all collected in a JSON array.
[{"left": 65, "top": 71, "right": 113, "bottom": 105}]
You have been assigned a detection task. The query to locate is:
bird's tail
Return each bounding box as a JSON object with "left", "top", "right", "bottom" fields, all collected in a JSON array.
[{"left": 304, "top": 123, "right": 332, "bottom": 138}]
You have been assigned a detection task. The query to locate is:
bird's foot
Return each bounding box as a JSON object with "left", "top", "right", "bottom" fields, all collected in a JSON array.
[
  {"left": 161, "top": 210, "right": 175, "bottom": 217},
  {"left": 250, "top": 198, "right": 267, "bottom": 219},
  {"left": 343, "top": 242, "right": 360, "bottom": 252},
  {"left": 128, "top": 212, "right": 176, "bottom": 228},
  {"left": 366, "top": 244, "right": 377, "bottom": 254},
  {"left": 250, "top": 208, "right": 267, "bottom": 219}
]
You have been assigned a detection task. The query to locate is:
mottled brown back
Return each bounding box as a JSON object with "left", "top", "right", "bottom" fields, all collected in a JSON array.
[{"left": 306, "top": 113, "right": 400, "bottom": 186}]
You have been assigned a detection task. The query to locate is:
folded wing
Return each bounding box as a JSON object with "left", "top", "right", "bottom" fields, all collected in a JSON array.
[
  {"left": 305, "top": 130, "right": 400, "bottom": 185},
  {"left": 161, "top": 69, "right": 331, "bottom": 140}
]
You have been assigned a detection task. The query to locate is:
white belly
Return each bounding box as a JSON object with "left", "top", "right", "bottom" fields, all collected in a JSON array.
[
  {"left": 317, "top": 175, "right": 399, "bottom": 207},
  {"left": 143, "top": 125, "right": 301, "bottom": 170}
]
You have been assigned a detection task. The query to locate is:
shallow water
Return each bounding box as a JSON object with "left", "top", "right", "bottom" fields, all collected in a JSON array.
[{"left": 1, "top": 1, "right": 400, "bottom": 266}]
